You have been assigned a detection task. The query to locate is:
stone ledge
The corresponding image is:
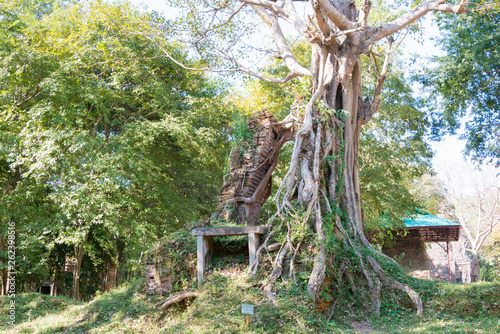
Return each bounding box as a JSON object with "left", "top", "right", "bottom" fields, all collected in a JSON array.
[{"left": 192, "top": 226, "right": 268, "bottom": 236}]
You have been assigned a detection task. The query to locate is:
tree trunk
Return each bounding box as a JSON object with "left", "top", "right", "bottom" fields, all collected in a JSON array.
[
  {"left": 51, "top": 265, "right": 60, "bottom": 296},
  {"left": 470, "top": 252, "right": 479, "bottom": 282},
  {"left": 1, "top": 265, "right": 6, "bottom": 296},
  {"left": 72, "top": 241, "right": 85, "bottom": 300},
  {"left": 105, "top": 262, "right": 117, "bottom": 291}
]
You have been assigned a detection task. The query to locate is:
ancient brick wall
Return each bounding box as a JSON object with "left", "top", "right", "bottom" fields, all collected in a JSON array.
[
  {"left": 218, "top": 110, "right": 293, "bottom": 225},
  {"left": 382, "top": 230, "right": 431, "bottom": 279},
  {"left": 144, "top": 232, "right": 197, "bottom": 295},
  {"left": 382, "top": 229, "right": 472, "bottom": 282},
  {"left": 425, "top": 229, "right": 472, "bottom": 283}
]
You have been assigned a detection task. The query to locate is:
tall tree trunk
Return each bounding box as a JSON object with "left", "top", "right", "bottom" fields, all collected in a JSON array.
[
  {"left": 1, "top": 265, "right": 6, "bottom": 296},
  {"left": 72, "top": 235, "right": 87, "bottom": 301},
  {"left": 105, "top": 262, "right": 117, "bottom": 291},
  {"left": 470, "top": 252, "right": 479, "bottom": 282},
  {"left": 51, "top": 265, "right": 60, "bottom": 296},
  {"left": 72, "top": 243, "right": 83, "bottom": 300}
]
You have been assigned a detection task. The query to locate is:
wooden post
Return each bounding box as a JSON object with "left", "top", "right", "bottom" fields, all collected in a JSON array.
[
  {"left": 248, "top": 233, "right": 261, "bottom": 268},
  {"left": 446, "top": 229, "right": 452, "bottom": 283},
  {"left": 197, "top": 236, "right": 206, "bottom": 288}
]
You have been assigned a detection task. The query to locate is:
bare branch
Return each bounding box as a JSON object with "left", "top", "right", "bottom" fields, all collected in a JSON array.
[
  {"left": 251, "top": 5, "right": 312, "bottom": 77},
  {"left": 434, "top": 0, "right": 469, "bottom": 13},
  {"left": 310, "top": 0, "right": 330, "bottom": 39},
  {"left": 358, "top": 0, "right": 372, "bottom": 26},
  {"left": 373, "top": 0, "right": 468, "bottom": 42},
  {"left": 283, "top": 0, "right": 315, "bottom": 39},
  {"left": 239, "top": 0, "right": 287, "bottom": 17},
  {"left": 367, "top": 37, "right": 394, "bottom": 117}
]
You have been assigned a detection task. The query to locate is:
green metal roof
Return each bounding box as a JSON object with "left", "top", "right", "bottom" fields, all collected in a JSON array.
[
  {"left": 404, "top": 212, "right": 460, "bottom": 228},
  {"left": 403, "top": 211, "right": 461, "bottom": 242}
]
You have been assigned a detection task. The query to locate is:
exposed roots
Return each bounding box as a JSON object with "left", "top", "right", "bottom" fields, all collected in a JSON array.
[
  {"left": 366, "top": 255, "right": 424, "bottom": 316},
  {"left": 218, "top": 41, "right": 424, "bottom": 317},
  {"left": 156, "top": 292, "right": 201, "bottom": 309}
]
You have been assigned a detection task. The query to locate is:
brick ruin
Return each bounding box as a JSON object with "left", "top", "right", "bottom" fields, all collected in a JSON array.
[
  {"left": 382, "top": 230, "right": 431, "bottom": 279},
  {"left": 144, "top": 235, "right": 197, "bottom": 295},
  {"left": 382, "top": 229, "right": 472, "bottom": 282},
  {"left": 145, "top": 110, "right": 293, "bottom": 294},
  {"left": 217, "top": 109, "right": 293, "bottom": 226}
]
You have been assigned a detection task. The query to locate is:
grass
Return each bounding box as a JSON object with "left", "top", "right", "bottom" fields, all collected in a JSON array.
[
  {"left": 0, "top": 280, "right": 165, "bottom": 334},
  {"left": 369, "top": 282, "right": 500, "bottom": 333},
  {"left": 1, "top": 274, "right": 499, "bottom": 333}
]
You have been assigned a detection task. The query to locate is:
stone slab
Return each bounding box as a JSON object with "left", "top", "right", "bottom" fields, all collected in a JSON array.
[{"left": 192, "top": 226, "right": 268, "bottom": 236}]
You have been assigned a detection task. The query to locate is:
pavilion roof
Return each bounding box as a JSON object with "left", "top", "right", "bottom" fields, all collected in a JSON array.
[{"left": 404, "top": 212, "right": 461, "bottom": 242}]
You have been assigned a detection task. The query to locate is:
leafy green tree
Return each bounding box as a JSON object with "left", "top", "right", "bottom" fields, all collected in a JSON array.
[
  {"left": 360, "top": 62, "right": 433, "bottom": 234},
  {"left": 0, "top": 0, "right": 235, "bottom": 299},
  {"left": 419, "top": 8, "right": 500, "bottom": 165}
]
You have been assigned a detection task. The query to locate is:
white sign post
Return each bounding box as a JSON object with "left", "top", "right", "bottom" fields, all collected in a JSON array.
[{"left": 241, "top": 304, "right": 254, "bottom": 325}]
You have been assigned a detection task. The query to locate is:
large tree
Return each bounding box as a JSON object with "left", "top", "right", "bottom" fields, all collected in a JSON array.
[
  {"left": 0, "top": 0, "right": 234, "bottom": 299},
  {"left": 156, "top": 0, "right": 474, "bottom": 314}
]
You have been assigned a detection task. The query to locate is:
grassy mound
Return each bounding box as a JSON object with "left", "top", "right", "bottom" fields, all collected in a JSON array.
[{"left": 1, "top": 272, "right": 499, "bottom": 333}]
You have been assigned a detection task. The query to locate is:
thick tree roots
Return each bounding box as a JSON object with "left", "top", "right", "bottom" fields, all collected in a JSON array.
[{"left": 250, "top": 218, "right": 423, "bottom": 316}]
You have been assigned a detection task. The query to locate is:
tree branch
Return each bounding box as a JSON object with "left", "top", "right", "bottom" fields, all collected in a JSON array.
[
  {"left": 156, "top": 291, "right": 200, "bottom": 309},
  {"left": 316, "top": 0, "right": 358, "bottom": 30},
  {"left": 373, "top": 0, "right": 468, "bottom": 42},
  {"left": 239, "top": 0, "right": 287, "bottom": 17},
  {"left": 251, "top": 5, "right": 312, "bottom": 77}
]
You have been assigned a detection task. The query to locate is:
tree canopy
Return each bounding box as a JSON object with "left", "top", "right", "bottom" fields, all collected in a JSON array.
[
  {"left": 0, "top": 0, "right": 236, "bottom": 298},
  {"left": 420, "top": 8, "right": 500, "bottom": 165}
]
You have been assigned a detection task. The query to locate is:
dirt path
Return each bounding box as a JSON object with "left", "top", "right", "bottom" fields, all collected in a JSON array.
[{"left": 351, "top": 320, "right": 378, "bottom": 333}]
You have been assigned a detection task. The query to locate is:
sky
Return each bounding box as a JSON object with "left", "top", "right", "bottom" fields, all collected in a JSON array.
[{"left": 125, "top": 0, "right": 483, "bottom": 187}]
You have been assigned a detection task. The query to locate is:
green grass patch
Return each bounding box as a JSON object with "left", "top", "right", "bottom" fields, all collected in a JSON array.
[{"left": 1, "top": 275, "right": 499, "bottom": 333}]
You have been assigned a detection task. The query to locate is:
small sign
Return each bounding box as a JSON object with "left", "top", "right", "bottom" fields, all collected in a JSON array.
[{"left": 241, "top": 304, "right": 254, "bottom": 315}]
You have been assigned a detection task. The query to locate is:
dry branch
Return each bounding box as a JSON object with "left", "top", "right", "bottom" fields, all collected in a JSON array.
[{"left": 156, "top": 292, "right": 201, "bottom": 309}]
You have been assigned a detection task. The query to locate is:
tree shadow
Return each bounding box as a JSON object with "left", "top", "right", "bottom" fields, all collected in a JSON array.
[
  {"left": 0, "top": 293, "right": 81, "bottom": 330},
  {"left": 51, "top": 280, "right": 159, "bottom": 333}
]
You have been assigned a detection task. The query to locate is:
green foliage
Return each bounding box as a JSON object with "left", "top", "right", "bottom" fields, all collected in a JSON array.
[
  {"left": 418, "top": 8, "right": 500, "bottom": 165},
  {"left": 0, "top": 0, "right": 235, "bottom": 294},
  {"left": 480, "top": 259, "right": 500, "bottom": 282},
  {"left": 429, "top": 282, "right": 500, "bottom": 317},
  {"left": 238, "top": 41, "right": 312, "bottom": 119},
  {"left": 0, "top": 292, "right": 81, "bottom": 328},
  {"left": 360, "top": 55, "right": 433, "bottom": 239}
]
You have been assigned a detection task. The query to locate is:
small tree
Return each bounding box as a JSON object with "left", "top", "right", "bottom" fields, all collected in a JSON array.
[{"left": 439, "top": 159, "right": 500, "bottom": 282}]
